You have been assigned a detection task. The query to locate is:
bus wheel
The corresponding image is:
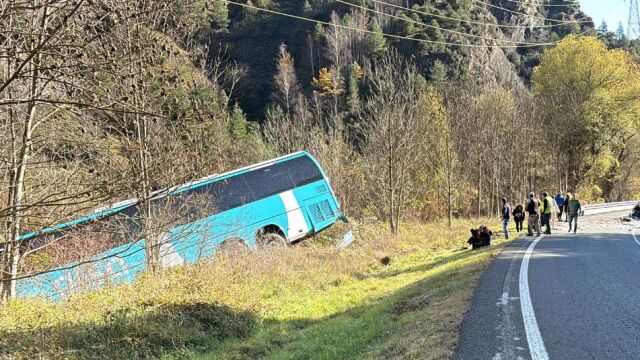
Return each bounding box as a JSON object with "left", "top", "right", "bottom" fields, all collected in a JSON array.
[
  {"left": 218, "top": 238, "right": 249, "bottom": 257},
  {"left": 258, "top": 232, "right": 287, "bottom": 248}
]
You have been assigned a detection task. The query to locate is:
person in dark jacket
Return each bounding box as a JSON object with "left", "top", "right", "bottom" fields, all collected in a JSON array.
[
  {"left": 468, "top": 228, "right": 481, "bottom": 250},
  {"left": 467, "top": 226, "right": 492, "bottom": 250},
  {"left": 512, "top": 203, "right": 525, "bottom": 232},
  {"left": 480, "top": 225, "right": 492, "bottom": 246},
  {"left": 501, "top": 197, "right": 511, "bottom": 240},
  {"left": 526, "top": 192, "right": 541, "bottom": 237},
  {"left": 633, "top": 203, "right": 640, "bottom": 219},
  {"left": 566, "top": 193, "right": 582, "bottom": 234}
]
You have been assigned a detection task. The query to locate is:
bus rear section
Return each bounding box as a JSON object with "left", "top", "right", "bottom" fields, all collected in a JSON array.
[{"left": 163, "top": 152, "right": 342, "bottom": 255}]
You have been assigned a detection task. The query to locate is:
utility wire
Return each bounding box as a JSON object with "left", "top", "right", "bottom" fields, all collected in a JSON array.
[
  {"left": 369, "top": 0, "right": 588, "bottom": 29},
  {"left": 336, "top": 0, "right": 580, "bottom": 46},
  {"left": 499, "top": 0, "right": 581, "bottom": 7},
  {"left": 470, "top": 0, "right": 591, "bottom": 23},
  {"left": 226, "top": 0, "right": 596, "bottom": 49}
]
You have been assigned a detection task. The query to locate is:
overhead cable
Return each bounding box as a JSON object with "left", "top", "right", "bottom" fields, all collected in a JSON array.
[
  {"left": 226, "top": 0, "right": 596, "bottom": 49},
  {"left": 368, "top": 0, "right": 589, "bottom": 29}
]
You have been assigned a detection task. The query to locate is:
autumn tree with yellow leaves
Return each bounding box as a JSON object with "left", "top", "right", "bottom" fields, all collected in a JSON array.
[
  {"left": 533, "top": 36, "right": 640, "bottom": 201},
  {"left": 311, "top": 67, "right": 343, "bottom": 96}
]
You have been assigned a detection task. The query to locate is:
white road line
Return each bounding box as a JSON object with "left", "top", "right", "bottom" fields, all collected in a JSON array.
[
  {"left": 519, "top": 235, "right": 549, "bottom": 360},
  {"left": 632, "top": 228, "right": 640, "bottom": 247},
  {"left": 494, "top": 241, "right": 530, "bottom": 360}
]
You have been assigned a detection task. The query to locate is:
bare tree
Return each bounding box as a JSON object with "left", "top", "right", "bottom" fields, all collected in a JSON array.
[
  {"left": 273, "top": 44, "right": 300, "bottom": 119},
  {"left": 0, "top": 0, "right": 115, "bottom": 300},
  {"left": 361, "top": 51, "right": 426, "bottom": 234}
]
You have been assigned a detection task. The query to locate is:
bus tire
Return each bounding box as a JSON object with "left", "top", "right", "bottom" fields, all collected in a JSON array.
[
  {"left": 218, "top": 238, "right": 249, "bottom": 257},
  {"left": 257, "top": 232, "right": 287, "bottom": 248}
]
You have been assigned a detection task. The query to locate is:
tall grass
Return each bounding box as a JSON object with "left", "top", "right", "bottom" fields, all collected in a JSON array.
[{"left": 0, "top": 218, "right": 510, "bottom": 359}]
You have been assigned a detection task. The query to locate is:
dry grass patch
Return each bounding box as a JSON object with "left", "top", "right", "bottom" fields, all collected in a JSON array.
[{"left": 0, "top": 218, "right": 514, "bottom": 359}]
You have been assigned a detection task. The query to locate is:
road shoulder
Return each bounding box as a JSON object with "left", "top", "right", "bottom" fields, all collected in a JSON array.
[{"left": 454, "top": 236, "right": 532, "bottom": 360}]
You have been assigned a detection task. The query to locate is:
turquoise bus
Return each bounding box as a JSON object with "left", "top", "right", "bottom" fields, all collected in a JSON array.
[{"left": 15, "top": 152, "right": 344, "bottom": 299}]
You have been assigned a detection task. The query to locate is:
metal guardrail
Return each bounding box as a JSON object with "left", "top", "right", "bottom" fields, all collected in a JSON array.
[{"left": 581, "top": 201, "right": 639, "bottom": 216}]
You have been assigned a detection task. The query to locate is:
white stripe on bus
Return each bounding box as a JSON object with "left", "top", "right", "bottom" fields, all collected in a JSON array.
[{"left": 279, "top": 190, "right": 309, "bottom": 241}]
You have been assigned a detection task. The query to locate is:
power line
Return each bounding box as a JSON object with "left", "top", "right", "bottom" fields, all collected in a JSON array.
[
  {"left": 337, "top": 0, "right": 584, "bottom": 46},
  {"left": 470, "top": 0, "right": 591, "bottom": 24},
  {"left": 498, "top": 0, "right": 581, "bottom": 7},
  {"left": 369, "top": 0, "right": 588, "bottom": 30},
  {"left": 226, "top": 0, "right": 596, "bottom": 49}
]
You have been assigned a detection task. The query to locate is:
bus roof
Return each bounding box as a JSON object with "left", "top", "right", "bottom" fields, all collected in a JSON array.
[{"left": 18, "top": 151, "right": 313, "bottom": 241}]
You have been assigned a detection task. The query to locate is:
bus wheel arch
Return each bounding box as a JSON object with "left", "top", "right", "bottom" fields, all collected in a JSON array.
[
  {"left": 218, "top": 237, "right": 249, "bottom": 256},
  {"left": 257, "top": 225, "right": 287, "bottom": 248}
]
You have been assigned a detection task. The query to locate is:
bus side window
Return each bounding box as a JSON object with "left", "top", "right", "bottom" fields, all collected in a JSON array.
[
  {"left": 242, "top": 162, "right": 296, "bottom": 200},
  {"left": 205, "top": 176, "right": 254, "bottom": 212}
]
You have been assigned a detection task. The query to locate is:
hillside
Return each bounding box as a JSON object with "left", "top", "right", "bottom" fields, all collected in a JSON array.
[{"left": 214, "top": 0, "right": 593, "bottom": 118}]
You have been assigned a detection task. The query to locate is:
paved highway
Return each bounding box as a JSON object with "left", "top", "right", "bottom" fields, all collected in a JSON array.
[{"left": 455, "top": 214, "right": 640, "bottom": 360}]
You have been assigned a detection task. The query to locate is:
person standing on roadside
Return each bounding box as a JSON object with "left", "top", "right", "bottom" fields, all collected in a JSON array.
[
  {"left": 551, "top": 196, "right": 559, "bottom": 229},
  {"left": 512, "top": 203, "right": 525, "bottom": 232},
  {"left": 526, "top": 192, "right": 541, "bottom": 237},
  {"left": 501, "top": 197, "right": 511, "bottom": 240},
  {"left": 567, "top": 193, "right": 582, "bottom": 234},
  {"left": 541, "top": 192, "right": 554, "bottom": 234},
  {"left": 555, "top": 192, "right": 566, "bottom": 221}
]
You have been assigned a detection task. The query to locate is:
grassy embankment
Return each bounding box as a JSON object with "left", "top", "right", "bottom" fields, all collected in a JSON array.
[{"left": 0, "top": 218, "right": 515, "bottom": 360}]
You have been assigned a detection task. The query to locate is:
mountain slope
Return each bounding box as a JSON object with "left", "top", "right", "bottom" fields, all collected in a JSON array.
[{"left": 213, "top": 0, "right": 593, "bottom": 118}]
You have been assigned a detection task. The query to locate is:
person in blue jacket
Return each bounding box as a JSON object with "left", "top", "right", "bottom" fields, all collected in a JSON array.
[{"left": 555, "top": 192, "right": 566, "bottom": 222}]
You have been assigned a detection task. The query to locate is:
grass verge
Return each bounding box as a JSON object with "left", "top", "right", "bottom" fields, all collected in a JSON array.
[{"left": 0, "top": 218, "right": 515, "bottom": 359}]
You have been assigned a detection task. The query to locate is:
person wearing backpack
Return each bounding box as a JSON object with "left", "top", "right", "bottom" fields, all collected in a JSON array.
[
  {"left": 526, "top": 192, "right": 541, "bottom": 237},
  {"left": 512, "top": 203, "right": 525, "bottom": 232}
]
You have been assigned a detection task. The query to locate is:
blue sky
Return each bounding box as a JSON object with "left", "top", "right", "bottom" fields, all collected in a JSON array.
[{"left": 579, "top": 0, "right": 628, "bottom": 32}]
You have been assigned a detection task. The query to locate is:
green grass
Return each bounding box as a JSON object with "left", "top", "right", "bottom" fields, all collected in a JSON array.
[{"left": 0, "top": 219, "right": 516, "bottom": 359}]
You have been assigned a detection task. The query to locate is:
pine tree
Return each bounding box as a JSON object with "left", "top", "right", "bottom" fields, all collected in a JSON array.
[
  {"left": 347, "top": 62, "right": 363, "bottom": 112},
  {"left": 597, "top": 21, "right": 609, "bottom": 35},
  {"left": 616, "top": 22, "right": 629, "bottom": 48},
  {"left": 313, "top": 23, "right": 325, "bottom": 40},
  {"left": 616, "top": 22, "right": 626, "bottom": 38},
  {"left": 428, "top": 60, "right": 447, "bottom": 85},
  {"left": 228, "top": 104, "right": 248, "bottom": 139},
  {"left": 364, "top": 22, "right": 386, "bottom": 56},
  {"left": 302, "top": 0, "right": 312, "bottom": 16},
  {"left": 210, "top": 0, "right": 229, "bottom": 29}
]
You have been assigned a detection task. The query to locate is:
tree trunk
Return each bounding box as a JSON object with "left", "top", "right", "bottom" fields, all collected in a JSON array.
[
  {"left": 2, "top": 82, "right": 37, "bottom": 301},
  {"left": 1, "top": 7, "right": 46, "bottom": 299},
  {"left": 477, "top": 160, "right": 482, "bottom": 218},
  {"left": 448, "top": 169, "right": 453, "bottom": 228}
]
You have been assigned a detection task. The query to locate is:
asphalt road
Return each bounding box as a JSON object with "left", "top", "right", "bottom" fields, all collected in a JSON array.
[{"left": 454, "top": 218, "right": 640, "bottom": 360}]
